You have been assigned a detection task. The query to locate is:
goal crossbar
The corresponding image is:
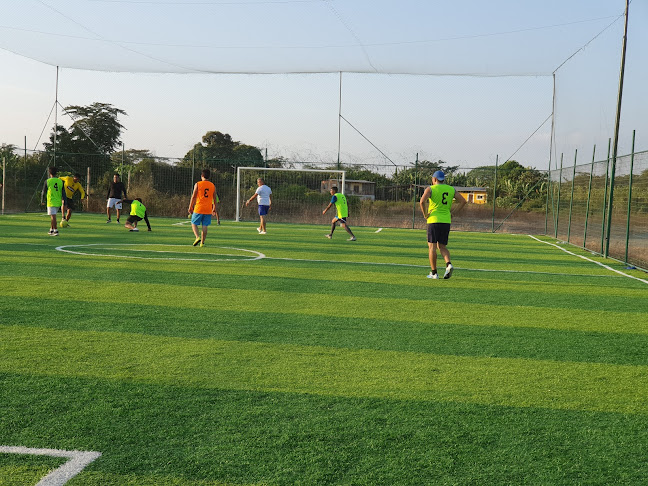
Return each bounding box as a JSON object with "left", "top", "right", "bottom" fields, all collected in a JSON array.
[{"left": 236, "top": 167, "right": 346, "bottom": 222}]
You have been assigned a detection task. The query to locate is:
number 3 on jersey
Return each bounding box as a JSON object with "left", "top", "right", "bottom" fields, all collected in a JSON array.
[{"left": 441, "top": 192, "right": 449, "bottom": 205}]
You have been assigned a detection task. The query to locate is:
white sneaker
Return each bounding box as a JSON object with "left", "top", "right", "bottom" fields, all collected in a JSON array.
[
  {"left": 259, "top": 231, "right": 267, "bottom": 235},
  {"left": 348, "top": 237, "right": 356, "bottom": 241},
  {"left": 325, "top": 234, "right": 332, "bottom": 239},
  {"left": 443, "top": 264, "right": 454, "bottom": 279},
  {"left": 129, "top": 228, "right": 139, "bottom": 232},
  {"left": 257, "top": 227, "right": 262, "bottom": 233},
  {"left": 427, "top": 272, "right": 439, "bottom": 279}
]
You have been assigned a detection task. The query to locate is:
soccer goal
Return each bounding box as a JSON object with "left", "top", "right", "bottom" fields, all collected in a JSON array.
[{"left": 236, "top": 167, "right": 346, "bottom": 223}]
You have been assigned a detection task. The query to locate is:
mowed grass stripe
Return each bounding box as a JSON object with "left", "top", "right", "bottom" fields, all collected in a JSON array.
[
  {"left": 2, "top": 276, "right": 645, "bottom": 335},
  {"left": 4, "top": 299, "right": 648, "bottom": 366},
  {"left": 4, "top": 256, "right": 644, "bottom": 313},
  {"left": 0, "top": 215, "right": 629, "bottom": 276},
  {"left": 3, "top": 325, "right": 648, "bottom": 414}
]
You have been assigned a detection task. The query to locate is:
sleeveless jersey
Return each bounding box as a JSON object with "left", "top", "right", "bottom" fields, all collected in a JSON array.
[
  {"left": 130, "top": 200, "right": 146, "bottom": 218},
  {"left": 333, "top": 193, "right": 349, "bottom": 219},
  {"left": 193, "top": 181, "right": 216, "bottom": 214},
  {"left": 46, "top": 178, "right": 63, "bottom": 207},
  {"left": 427, "top": 184, "right": 455, "bottom": 224}
]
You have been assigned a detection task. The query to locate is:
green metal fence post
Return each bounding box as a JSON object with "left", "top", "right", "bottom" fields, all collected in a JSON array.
[
  {"left": 544, "top": 172, "right": 550, "bottom": 235},
  {"left": 555, "top": 153, "right": 563, "bottom": 239},
  {"left": 601, "top": 138, "right": 611, "bottom": 254},
  {"left": 583, "top": 145, "right": 595, "bottom": 249},
  {"left": 491, "top": 155, "right": 498, "bottom": 233},
  {"left": 567, "top": 149, "right": 577, "bottom": 243},
  {"left": 191, "top": 150, "right": 195, "bottom": 195},
  {"left": 624, "top": 130, "right": 635, "bottom": 263},
  {"left": 412, "top": 154, "right": 418, "bottom": 229}
]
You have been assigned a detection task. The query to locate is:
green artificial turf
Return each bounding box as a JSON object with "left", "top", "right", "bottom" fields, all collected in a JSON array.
[{"left": 1, "top": 214, "right": 647, "bottom": 485}]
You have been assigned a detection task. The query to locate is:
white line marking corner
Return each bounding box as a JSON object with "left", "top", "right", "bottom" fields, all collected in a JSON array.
[{"left": 0, "top": 446, "right": 101, "bottom": 486}]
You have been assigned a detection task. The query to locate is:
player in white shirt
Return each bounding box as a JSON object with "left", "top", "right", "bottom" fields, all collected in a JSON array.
[{"left": 245, "top": 178, "right": 272, "bottom": 234}]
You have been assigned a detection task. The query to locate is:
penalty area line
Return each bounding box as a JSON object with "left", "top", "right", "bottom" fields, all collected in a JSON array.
[
  {"left": 0, "top": 446, "right": 101, "bottom": 486},
  {"left": 528, "top": 235, "right": 648, "bottom": 285}
]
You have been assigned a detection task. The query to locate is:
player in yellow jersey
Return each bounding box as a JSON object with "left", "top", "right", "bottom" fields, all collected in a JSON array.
[
  {"left": 188, "top": 169, "right": 218, "bottom": 247},
  {"left": 322, "top": 186, "right": 356, "bottom": 241},
  {"left": 419, "top": 171, "right": 466, "bottom": 279},
  {"left": 60, "top": 173, "right": 87, "bottom": 226}
]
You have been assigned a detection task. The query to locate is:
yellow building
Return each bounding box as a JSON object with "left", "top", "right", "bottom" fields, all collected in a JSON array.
[{"left": 455, "top": 186, "right": 488, "bottom": 204}]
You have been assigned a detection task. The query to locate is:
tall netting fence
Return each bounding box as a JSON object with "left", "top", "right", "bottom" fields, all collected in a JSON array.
[
  {"left": 547, "top": 147, "right": 648, "bottom": 269},
  {"left": 3, "top": 147, "right": 645, "bottom": 268},
  {"left": 2, "top": 150, "right": 548, "bottom": 232}
]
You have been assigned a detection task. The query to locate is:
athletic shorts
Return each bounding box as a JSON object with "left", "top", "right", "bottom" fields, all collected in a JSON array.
[
  {"left": 333, "top": 216, "right": 347, "bottom": 224},
  {"left": 427, "top": 223, "right": 451, "bottom": 245},
  {"left": 47, "top": 207, "right": 59, "bottom": 215},
  {"left": 66, "top": 199, "right": 77, "bottom": 211},
  {"left": 107, "top": 198, "right": 122, "bottom": 209},
  {"left": 191, "top": 213, "right": 212, "bottom": 226},
  {"left": 127, "top": 215, "right": 142, "bottom": 224},
  {"left": 258, "top": 205, "right": 270, "bottom": 216}
]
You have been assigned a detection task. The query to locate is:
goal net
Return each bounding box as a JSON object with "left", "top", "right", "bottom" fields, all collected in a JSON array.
[{"left": 236, "top": 167, "right": 346, "bottom": 224}]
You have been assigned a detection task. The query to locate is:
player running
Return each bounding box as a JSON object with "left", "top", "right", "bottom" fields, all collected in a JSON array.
[
  {"left": 60, "top": 173, "right": 86, "bottom": 226},
  {"left": 188, "top": 169, "right": 218, "bottom": 247},
  {"left": 322, "top": 186, "right": 356, "bottom": 241},
  {"left": 419, "top": 170, "right": 466, "bottom": 279}
]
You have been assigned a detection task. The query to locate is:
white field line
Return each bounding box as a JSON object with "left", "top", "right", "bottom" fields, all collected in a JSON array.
[
  {"left": 0, "top": 446, "right": 101, "bottom": 486},
  {"left": 171, "top": 220, "right": 193, "bottom": 226},
  {"left": 528, "top": 235, "right": 648, "bottom": 285},
  {"left": 265, "top": 256, "right": 616, "bottom": 278},
  {"left": 47, "top": 243, "right": 621, "bottom": 279},
  {"left": 55, "top": 244, "right": 265, "bottom": 262},
  {"left": 98, "top": 247, "right": 246, "bottom": 258},
  {"left": 375, "top": 228, "right": 383, "bottom": 233}
]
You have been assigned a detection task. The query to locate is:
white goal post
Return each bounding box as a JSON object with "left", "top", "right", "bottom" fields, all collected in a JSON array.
[{"left": 236, "top": 166, "right": 346, "bottom": 222}]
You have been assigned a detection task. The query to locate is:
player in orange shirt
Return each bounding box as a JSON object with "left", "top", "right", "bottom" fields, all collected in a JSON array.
[{"left": 188, "top": 169, "right": 218, "bottom": 247}]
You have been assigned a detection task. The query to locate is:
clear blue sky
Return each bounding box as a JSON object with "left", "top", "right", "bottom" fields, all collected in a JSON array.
[{"left": 1, "top": 0, "right": 645, "bottom": 170}]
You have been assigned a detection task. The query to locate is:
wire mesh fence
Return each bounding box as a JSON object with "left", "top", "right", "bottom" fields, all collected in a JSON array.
[
  {"left": 547, "top": 145, "right": 648, "bottom": 269},
  {"left": 1, "top": 144, "right": 646, "bottom": 269}
]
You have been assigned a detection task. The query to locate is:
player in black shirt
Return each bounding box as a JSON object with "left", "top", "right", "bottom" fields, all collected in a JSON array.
[{"left": 106, "top": 173, "right": 127, "bottom": 223}]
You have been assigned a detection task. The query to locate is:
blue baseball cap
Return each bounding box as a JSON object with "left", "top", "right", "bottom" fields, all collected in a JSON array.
[{"left": 432, "top": 170, "right": 445, "bottom": 181}]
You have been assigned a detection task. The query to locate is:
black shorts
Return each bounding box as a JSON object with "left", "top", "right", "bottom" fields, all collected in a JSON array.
[
  {"left": 66, "top": 199, "right": 77, "bottom": 210},
  {"left": 427, "top": 223, "right": 451, "bottom": 245},
  {"left": 127, "top": 215, "right": 142, "bottom": 224}
]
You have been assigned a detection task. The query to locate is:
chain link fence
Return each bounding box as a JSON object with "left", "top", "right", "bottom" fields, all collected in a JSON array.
[{"left": 2, "top": 145, "right": 646, "bottom": 269}]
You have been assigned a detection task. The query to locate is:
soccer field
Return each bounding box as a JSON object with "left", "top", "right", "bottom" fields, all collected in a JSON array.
[{"left": 1, "top": 214, "right": 647, "bottom": 485}]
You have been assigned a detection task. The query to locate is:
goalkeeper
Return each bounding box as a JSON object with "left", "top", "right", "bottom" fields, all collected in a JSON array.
[
  {"left": 60, "top": 173, "right": 87, "bottom": 225},
  {"left": 322, "top": 186, "right": 356, "bottom": 241}
]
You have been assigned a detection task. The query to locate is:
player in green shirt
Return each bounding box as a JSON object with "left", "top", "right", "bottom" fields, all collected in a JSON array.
[
  {"left": 419, "top": 170, "right": 466, "bottom": 279},
  {"left": 322, "top": 187, "right": 356, "bottom": 241},
  {"left": 40, "top": 166, "right": 68, "bottom": 236}
]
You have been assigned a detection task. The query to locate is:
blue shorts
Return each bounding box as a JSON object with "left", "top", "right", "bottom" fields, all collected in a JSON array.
[
  {"left": 191, "top": 213, "right": 212, "bottom": 226},
  {"left": 258, "top": 205, "right": 270, "bottom": 216}
]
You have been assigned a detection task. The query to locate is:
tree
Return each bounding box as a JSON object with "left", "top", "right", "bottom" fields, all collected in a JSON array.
[
  {"left": 44, "top": 102, "right": 126, "bottom": 155},
  {"left": 392, "top": 160, "right": 459, "bottom": 186},
  {"left": 178, "top": 131, "right": 263, "bottom": 171}
]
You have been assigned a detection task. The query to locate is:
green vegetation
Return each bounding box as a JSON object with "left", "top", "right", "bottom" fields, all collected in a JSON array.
[{"left": 0, "top": 214, "right": 647, "bottom": 485}]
